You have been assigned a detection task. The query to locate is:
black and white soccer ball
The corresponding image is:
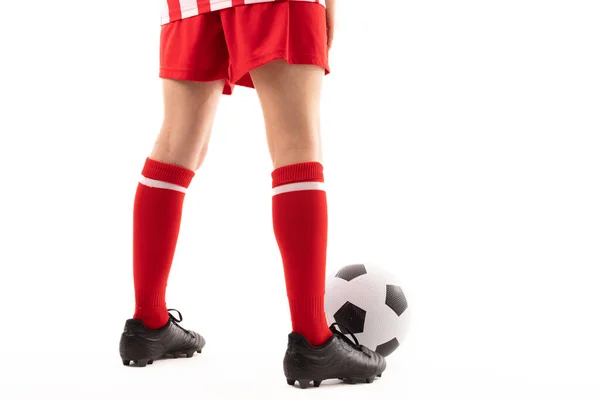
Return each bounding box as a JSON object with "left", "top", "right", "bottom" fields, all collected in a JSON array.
[{"left": 324, "top": 263, "right": 410, "bottom": 357}]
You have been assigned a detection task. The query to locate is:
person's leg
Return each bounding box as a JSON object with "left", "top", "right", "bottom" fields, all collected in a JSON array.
[
  {"left": 120, "top": 10, "right": 229, "bottom": 367},
  {"left": 132, "top": 8, "right": 229, "bottom": 331},
  {"left": 121, "top": 79, "right": 222, "bottom": 366},
  {"left": 133, "top": 79, "right": 223, "bottom": 329},
  {"left": 251, "top": 59, "right": 385, "bottom": 389},
  {"left": 251, "top": 61, "right": 324, "bottom": 167},
  {"left": 250, "top": 61, "right": 331, "bottom": 346},
  {"left": 242, "top": 3, "right": 384, "bottom": 387}
]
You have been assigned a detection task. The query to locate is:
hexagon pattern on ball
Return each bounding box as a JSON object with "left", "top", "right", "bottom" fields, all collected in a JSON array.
[
  {"left": 385, "top": 285, "right": 408, "bottom": 316},
  {"left": 375, "top": 337, "right": 400, "bottom": 357},
  {"left": 325, "top": 263, "right": 410, "bottom": 358},
  {"left": 335, "top": 264, "right": 367, "bottom": 281},
  {"left": 332, "top": 301, "right": 367, "bottom": 334}
]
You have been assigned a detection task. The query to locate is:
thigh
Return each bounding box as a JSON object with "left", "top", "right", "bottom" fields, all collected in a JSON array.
[
  {"left": 152, "top": 79, "right": 224, "bottom": 170},
  {"left": 221, "top": 1, "right": 329, "bottom": 89},
  {"left": 160, "top": 13, "right": 229, "bottom": 83},
  {"left": 250, "top": 61, "right": 324, "bottom": 167}
]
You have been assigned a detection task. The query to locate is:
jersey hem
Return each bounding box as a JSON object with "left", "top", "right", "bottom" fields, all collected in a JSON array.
[{"left": 161, "top": 0, "right": 326, "bottom": 25}]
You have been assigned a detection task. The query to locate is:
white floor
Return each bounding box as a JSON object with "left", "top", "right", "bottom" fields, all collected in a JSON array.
[{"left": 2, "top": 341, "right": 599, "bottom": 400}]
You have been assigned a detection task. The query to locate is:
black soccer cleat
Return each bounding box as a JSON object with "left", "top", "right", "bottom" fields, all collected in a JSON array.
[
  {"left": 283, "top": 323, "right": 386, "bottom": 389},
  {"left": 119, "top": 309, "right": 205, "bottom": 367}
]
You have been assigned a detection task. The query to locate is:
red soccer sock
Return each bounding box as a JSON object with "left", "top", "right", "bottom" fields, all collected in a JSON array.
[
  {"left": 272, "top": 162, "right": 332, "bottom": 346},
  {"left": 133, "top": 158, "right": 195, "bottom": 329}
]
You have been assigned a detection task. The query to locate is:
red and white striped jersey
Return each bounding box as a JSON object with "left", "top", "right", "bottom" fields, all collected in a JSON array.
[{"left": 161, "top": 0, "right": 326, "bottom": 25}]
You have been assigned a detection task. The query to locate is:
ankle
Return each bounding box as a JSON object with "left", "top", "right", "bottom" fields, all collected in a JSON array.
[{"left": 134, "top": 308, "right": 169, "bottom": 330}]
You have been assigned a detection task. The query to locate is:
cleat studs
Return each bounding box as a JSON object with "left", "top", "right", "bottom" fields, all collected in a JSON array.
[
  {"left": 377, "top": 373, "right": 382, "bottom": 377},
  {"left": 366, "top": 377, "right": 374, "bottom": 383},
  {"left": 313, "top": 380, "right": 322, "bottom": 388},
  {"left": 136, "top": 359, "right": 149, "bottom": 367},
  {"left": 287, "top": 379, "right": 295, "bottom": 386},
  {"left": 122, "top": 360, "right": 130, "bottom": 366},
  {"left": 298, "top": 379, "right": 311, "bottom": 389},
  {"left": 148, "top": 360, "right": 154, "bottom": 365},
  {"left": 172, "top": 354, "right": 179, "bottom": 359},
  {"left": 197, "top": 349, "right": 202, "bottom": 354},
  {"left": 186, "top": 351, "right": 195, "bottom": 358}
]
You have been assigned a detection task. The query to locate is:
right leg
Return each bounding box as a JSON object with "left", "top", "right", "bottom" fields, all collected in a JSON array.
[
  {"left": 251, "top": 58, "right": 385, "bottom": 391},
  {"left": 251, "top": 61, "right": 331, "bottom": 346},
  {"left": 239, "top": 1, "right": 385, "bottom": 388}
]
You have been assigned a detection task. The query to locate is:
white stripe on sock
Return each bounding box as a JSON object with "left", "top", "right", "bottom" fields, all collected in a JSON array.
[
  {"left": 140, "top": 176, "right": 187, "bottom": 193},
  {"left": 272, "top": 181, "right": 325, "bottom": 196}
]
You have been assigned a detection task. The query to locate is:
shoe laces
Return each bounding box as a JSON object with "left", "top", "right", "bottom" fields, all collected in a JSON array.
[
  {"left": 329, "top": 322, "right": 372, "bottom": 358},
  {"left": 168, "top": 309, "right": 192, "bottom": 336}
]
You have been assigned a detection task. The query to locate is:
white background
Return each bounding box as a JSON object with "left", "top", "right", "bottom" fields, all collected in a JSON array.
[{"left": 1, "top": 0, "right": 599, "bottom": 399}]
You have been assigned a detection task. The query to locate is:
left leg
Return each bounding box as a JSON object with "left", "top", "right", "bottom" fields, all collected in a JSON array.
[{"left": 120, "top": 9, "right": 229, "bottom": 367}]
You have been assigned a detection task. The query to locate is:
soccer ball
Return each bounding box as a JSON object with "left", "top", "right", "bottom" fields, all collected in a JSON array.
[{"left": 324, "top": 263, "right": 410, "bottom": 357}]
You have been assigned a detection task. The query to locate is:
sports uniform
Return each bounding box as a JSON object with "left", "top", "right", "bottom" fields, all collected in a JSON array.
[
  {"left": 119, "top": 0, "right": 388, "bottom": 388},
  {"left": 160, "top": 0, "right": 330, "bottom": 94}
]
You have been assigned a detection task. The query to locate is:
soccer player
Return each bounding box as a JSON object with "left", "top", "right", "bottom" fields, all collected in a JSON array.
[{"left": 119, "top": 0, "right": 386, "bottom": 387}]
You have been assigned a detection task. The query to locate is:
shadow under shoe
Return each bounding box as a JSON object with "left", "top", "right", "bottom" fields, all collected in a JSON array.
[
  {"left": 283, "top": 323, "right": 386, "bottom": 389},
  {"left": 119, "top": 309, "right": 205, "bottom": 367}
]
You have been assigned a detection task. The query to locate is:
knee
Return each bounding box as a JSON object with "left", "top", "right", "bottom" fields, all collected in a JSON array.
[
  {"left": 151, "top": 126, "right": 211, "bottom": 172},
  {"left": 268, "top": 127, "right": 322, "bottom": 167},
  {"left": 271, "top": 141, "right": 322, "bottom": 168},
  {"left": 193, "top": 144, "right": 210, "bottom": 171}
]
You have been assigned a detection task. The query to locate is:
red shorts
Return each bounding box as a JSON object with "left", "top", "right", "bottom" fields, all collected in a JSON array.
[{"left": 159, "top": 1, "right": 329, "bottom": 95}]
